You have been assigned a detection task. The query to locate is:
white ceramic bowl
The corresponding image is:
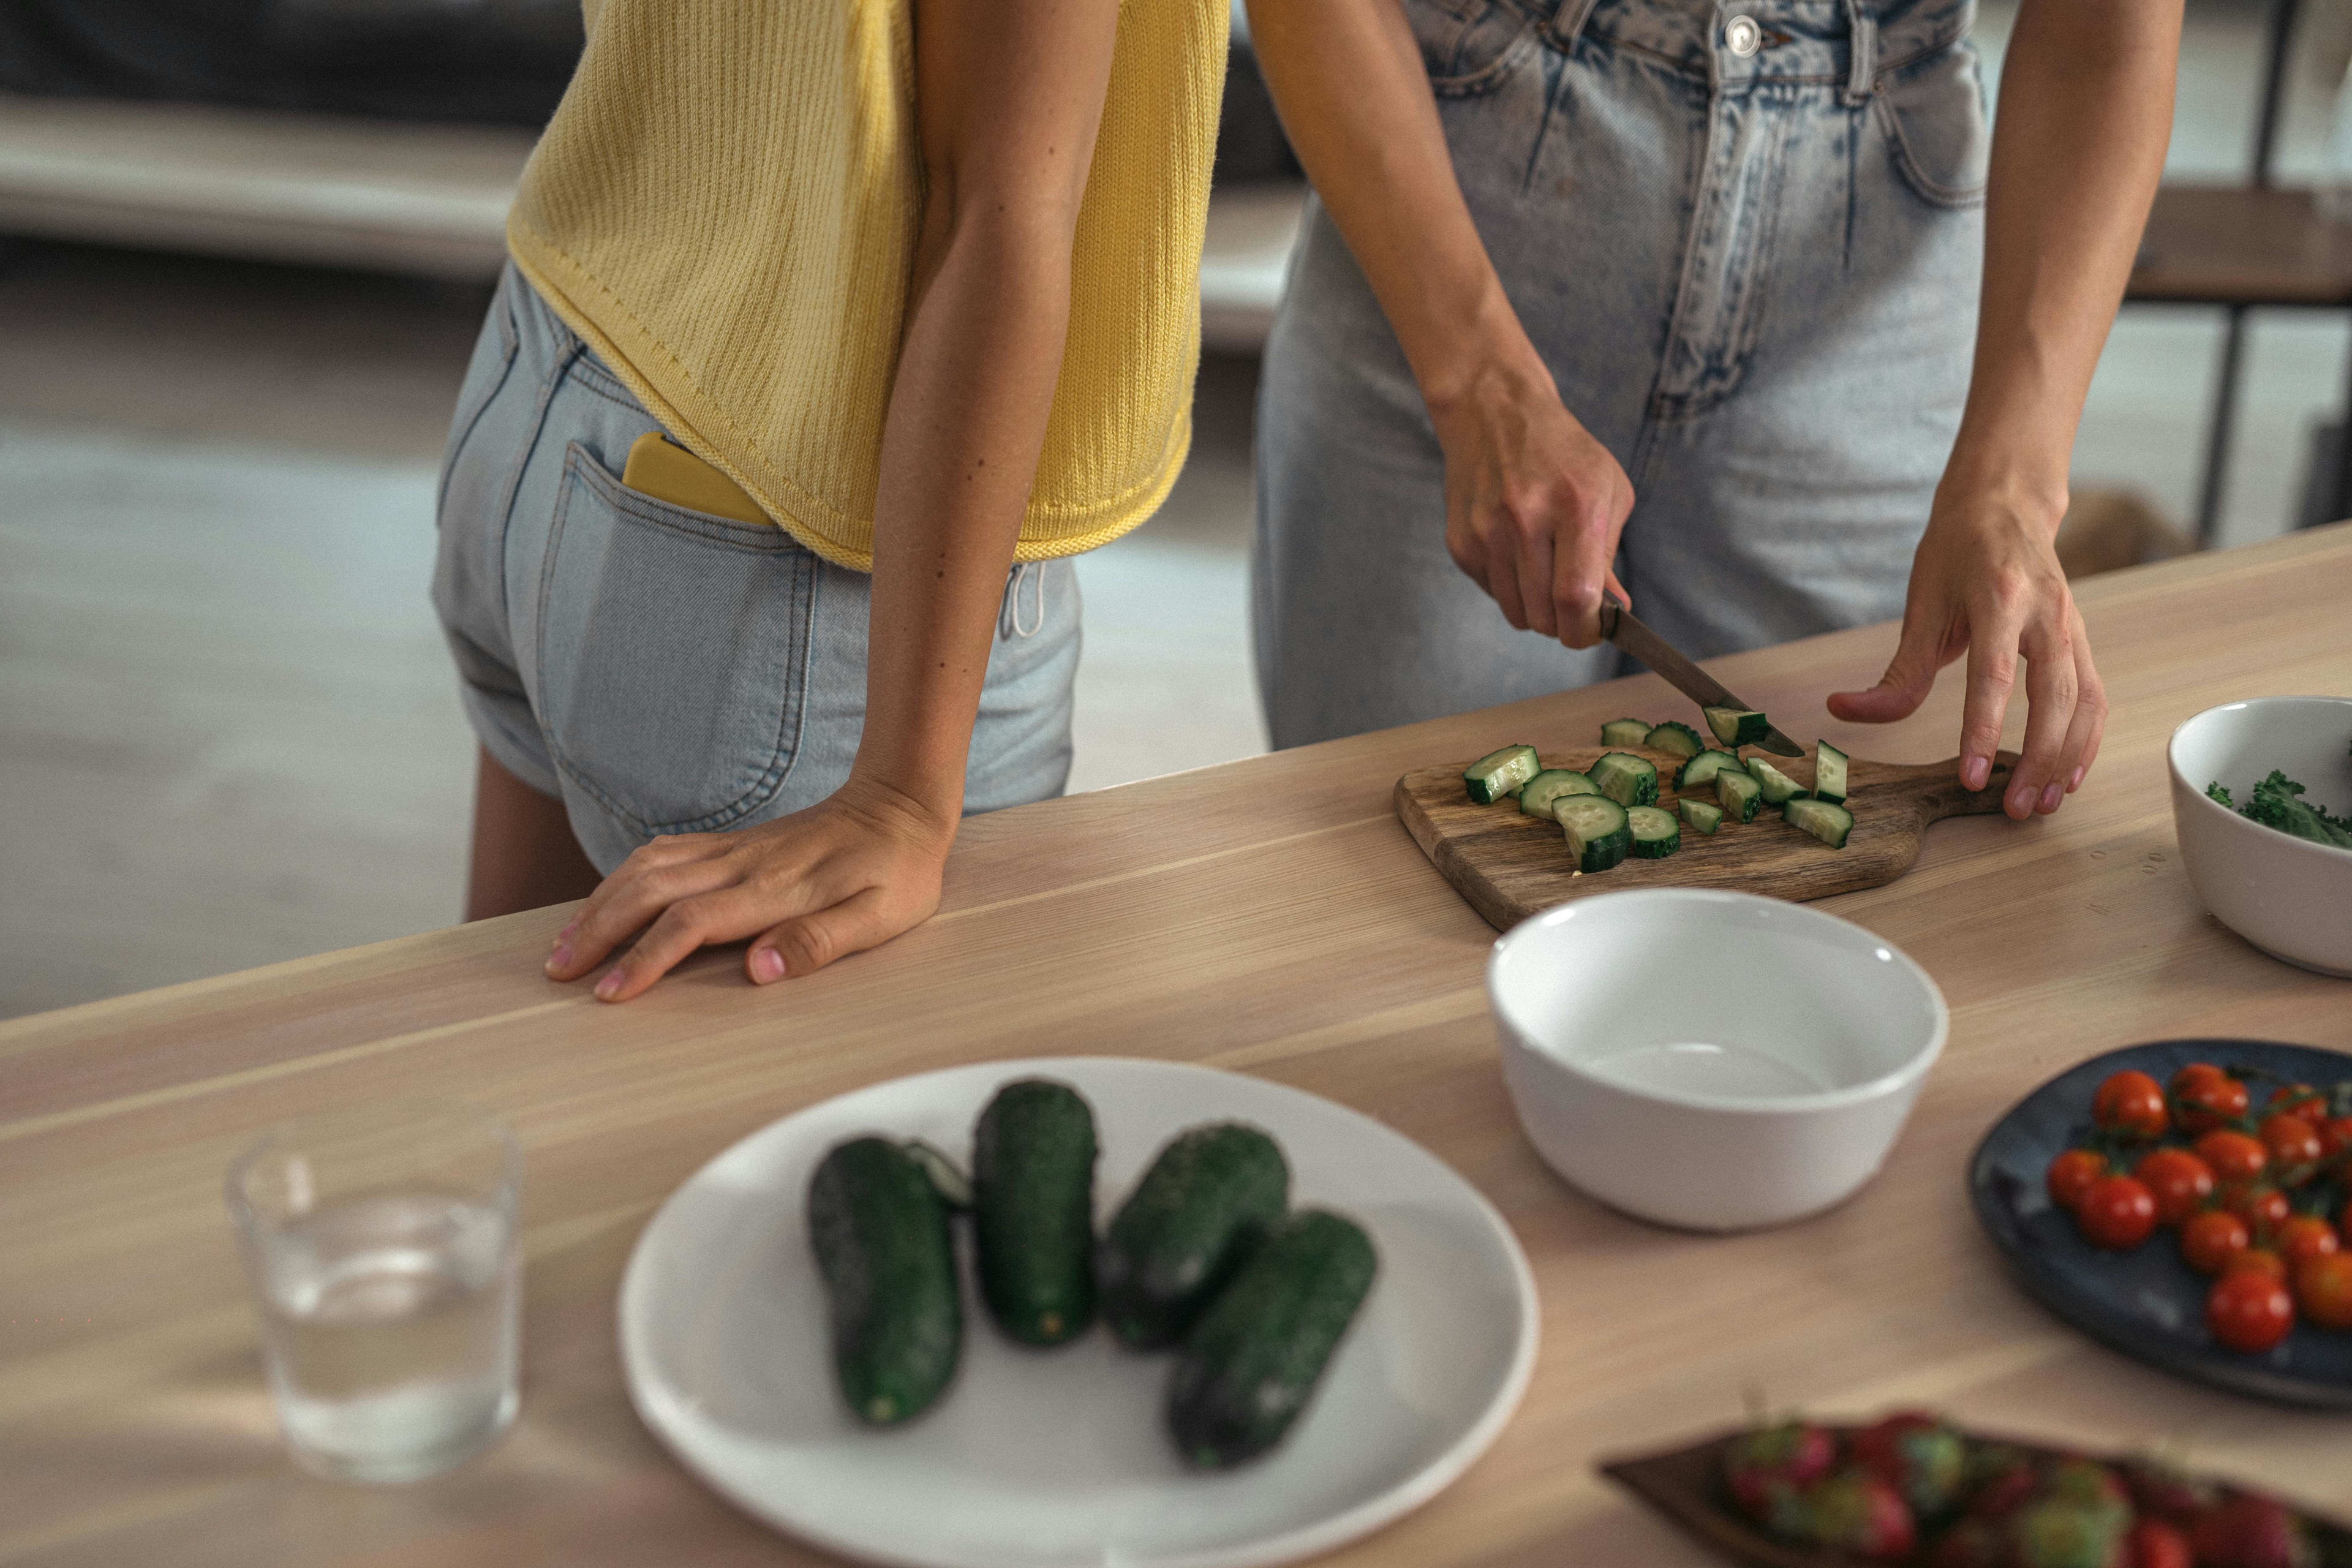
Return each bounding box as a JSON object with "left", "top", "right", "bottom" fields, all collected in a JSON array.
[
  {"left": 1488, "top": 889, "right": 1948, "bottom": 1231},
  {"left": 2167, "top": 695, "right": 2352, "bottom": 978}
]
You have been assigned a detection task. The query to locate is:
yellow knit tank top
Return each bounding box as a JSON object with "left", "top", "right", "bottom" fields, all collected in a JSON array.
[{"left": 508, "top": 0, "right": 1227, "bottom": 571}]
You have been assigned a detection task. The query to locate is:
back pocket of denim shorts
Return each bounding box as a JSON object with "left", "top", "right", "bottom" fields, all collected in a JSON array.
[
  {"left": 535, "top": 443, "right": 815, "bottom": 836},
  {"left": 1874, "top": 42, "right": 1989, "bottom": 208}
]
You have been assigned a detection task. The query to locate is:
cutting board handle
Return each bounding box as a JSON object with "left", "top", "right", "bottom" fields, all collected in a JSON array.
[{"left": 1881, "top": 751, "right": 2021, "bottom": 824}]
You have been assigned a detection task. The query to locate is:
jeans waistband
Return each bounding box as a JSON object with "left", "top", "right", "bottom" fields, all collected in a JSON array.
[{"left": 1536, "top": 0, "right": 1972, "bottom": 88}]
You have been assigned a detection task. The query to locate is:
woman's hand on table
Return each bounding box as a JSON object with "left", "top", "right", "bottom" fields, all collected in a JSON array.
[
  {"left": 1428, "top": 357, "right": 1637, "bottom": 649},
  {"left": 543, "top": 773, "right": 957, "bottom": 1001},
  {"left": 1827, "top": 486, "right": 2105, "bottom": 820}
]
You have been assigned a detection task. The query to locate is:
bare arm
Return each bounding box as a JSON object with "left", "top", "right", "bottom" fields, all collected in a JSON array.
[
  {"left": 550, "top": 0, "right": 1121, "bottom": 1000},
  {"left": 1832, "top": 0, "right": 2182, "bottom": 818},
  {"left": 1246, "top": 0, "right": 1633, "bottom": 644}
]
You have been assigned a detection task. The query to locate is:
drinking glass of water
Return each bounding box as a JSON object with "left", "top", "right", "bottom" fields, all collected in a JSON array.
[{"left": 225, "top": 1099, "right": 522, "bottom": 1483}]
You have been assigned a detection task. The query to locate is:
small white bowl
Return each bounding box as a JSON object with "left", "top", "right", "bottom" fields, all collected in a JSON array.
[
  {"left": 2167, "top": 695, "right": 2352, "bottom": 978},
  {"left": 1488, "top": 889, "right": 1948, "bottom": 1232}
]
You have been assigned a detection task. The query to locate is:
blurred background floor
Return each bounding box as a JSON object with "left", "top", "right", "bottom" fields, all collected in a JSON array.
[{"left": 2, "top": 0, "right": 2346, "bottom": 1016}]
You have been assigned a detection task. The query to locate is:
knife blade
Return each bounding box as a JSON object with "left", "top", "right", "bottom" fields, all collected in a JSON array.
[{"left": 1597, "top": 599, "right": 1804, "bottom": 758}]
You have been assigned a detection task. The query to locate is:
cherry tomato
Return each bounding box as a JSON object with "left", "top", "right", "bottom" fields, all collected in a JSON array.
[
  {"left": 2094, "top": 1071, "right": 2170, "bottom": 1139},
  {"left": 2266, "top": 1084, "right": 2323, "bottom": 1120},
  {"left": 2277, "top": 1215, "right": 2340, "bottom": 1266},
  {"left": 2126, "top": 1518, "right": 2194, "bottom": 1568},
  {"left": 2208, "top": 1269, "right": 2296, "bottom": 1352},
  {"left": 2222, "top": 1183, "right": 2291, "bottom": 1235},
  {"left": 2194, "top": 1129, "right": 2267, "bottom": 1184},
  {"left": 2046, "top": 1149, "right": 2106, "bottom": 1212},
  {"left": 2180, "top": 1209, "right": 2252, "bottom": 1275},
  {"left": 2076, "top": 1175, "right": 2159, "bottom": 1250},
  {"left": 2296, "top": 1252, "right": 2352, "bottom": 1331},
  {"left": 2171, "top": 1067, "right": 2249, "bottom": 1136},
  {"left": 2224, "top": 1248, "right": 2288, "bottom": 1283},
  {"left": 2259, "top": 1112, "right": 2325, "bottom": 1170},
  {"left": 2318, "top": 1115, "right": 2352, "bottom": 1162},
  {"left": 2133, "top": 1149, "right": 2215, "bottom": 1226}
]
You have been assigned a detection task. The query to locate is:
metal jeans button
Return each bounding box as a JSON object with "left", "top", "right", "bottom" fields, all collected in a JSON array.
[{"left": 1725, "top": 14, "right": 1762, "bottom": 55}]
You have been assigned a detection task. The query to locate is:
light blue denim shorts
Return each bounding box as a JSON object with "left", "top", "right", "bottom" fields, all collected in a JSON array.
[
  {"left": 1254, "top": 0, "right": 1987, "bottom": 746},
  {"left": 431, "top": 263, "right": 1081, "bottom": 872}
]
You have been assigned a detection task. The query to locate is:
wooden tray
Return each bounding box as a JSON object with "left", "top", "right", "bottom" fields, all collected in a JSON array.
[
  {"left": 1597, "top": 1422, "right": 2352, "bottom": 1568},
  {"left": 1393, "top": 746, "right": 2018, "bottom": 932}
]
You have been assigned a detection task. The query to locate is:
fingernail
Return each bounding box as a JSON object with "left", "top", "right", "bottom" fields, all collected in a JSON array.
[
  {"left": 750, "top": 948, "right": 785, "bottom": 984},
  {"left": 2039, "top": 782, "right": 2063, "bottom": 813},
  {"left": 557, "top": 918, "right": 578, "bottom": 941},
  {"left": 2068, "top": 766, "right": 2085, "bottom": 794},
  {"left": 594, "top": 971, "right": 623, "bottom": 1001},
  {"left": 2007, "top": 783, "right": 2036, "bottom": 816},
  {"left": 546, "top": 940, "right": 571, "bottom": 970},
  {"left": 1963, "top": 756, "right": 1991, "bottom": 791}
]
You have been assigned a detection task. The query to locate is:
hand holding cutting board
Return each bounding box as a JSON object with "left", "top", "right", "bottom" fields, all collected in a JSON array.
[{"left": 1827, "top": 499, "right": 2106, "bottom": 823}]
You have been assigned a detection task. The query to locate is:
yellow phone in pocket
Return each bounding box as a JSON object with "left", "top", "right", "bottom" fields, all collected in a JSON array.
[{"left": 620, "top": 432, "right": 769, "bottom": 527}]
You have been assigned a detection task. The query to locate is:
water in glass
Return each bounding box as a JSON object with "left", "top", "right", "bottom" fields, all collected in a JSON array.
[{"left": 259, "top": 1192, "right": 518, "bottom": 1482}]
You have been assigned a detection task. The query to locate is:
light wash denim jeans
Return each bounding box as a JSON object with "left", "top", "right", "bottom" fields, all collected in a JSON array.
[
  {"left": 1254, "top": 0, "right": 1986, "bottom": 747},
  {"left": 432, "top": 264, "right": 1080, "bottom": 873}
]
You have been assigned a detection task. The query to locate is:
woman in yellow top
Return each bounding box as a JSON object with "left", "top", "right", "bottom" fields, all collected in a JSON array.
[{"left": 432, "top": 0, "right": 1224, "bottom": 1000}]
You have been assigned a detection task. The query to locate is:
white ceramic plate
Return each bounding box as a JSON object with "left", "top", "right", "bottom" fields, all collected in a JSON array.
[{"left": 617, "top": 1057, "right": 1539, "bottom": 1568}]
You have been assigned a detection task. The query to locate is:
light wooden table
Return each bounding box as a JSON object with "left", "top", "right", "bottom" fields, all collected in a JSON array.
[{"left": 7, "top": 527, "right": 2351, "bottom": 1567}]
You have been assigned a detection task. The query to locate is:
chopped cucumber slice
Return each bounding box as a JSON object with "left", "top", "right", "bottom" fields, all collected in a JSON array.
[
  {"left": 1812, "top": 741, "right": 1849, "bottom": 805},
  {"left": 1553, "top": 795, "right": 1632, "bottom": 873},
  {"left": 1745, "top": 757, "right": 1803, "bottom": 807},
  {"left": 1784, "top": 797, "right": 1855, "bottom": 848},
  {"left": 1626, "top": 805, "right": 1680, "bottom": 859},
  {"left": 1464, "top": 744, "right": 1540, "bottom": 804},
  {"left": 1714, "top": 767, "right": 1763, "bottom": 823},
  {"left": 1679, "top": 798, "right": 1724, "bottom": 835},
  {"left": 1518, "top": 769, "right": 1593, "bottom": 818},
  {"left": 1675, "top": 749, "right": 1744, "bottom": 791},
  {"left": 1589, "top": 752, "right": 1659, "bottom": 809},
  {"left": 1703, "top": 706, "right": 1770, "bottom": 748},
  {"left": 1643, "top": 721, "right": 1703, "bottom": 759},
  {"left": 1599, "top": 718, "right": 1653, "bottom": 748}
]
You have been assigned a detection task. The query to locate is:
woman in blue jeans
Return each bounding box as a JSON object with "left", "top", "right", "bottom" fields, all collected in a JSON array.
[{"left": 1249, "top": 0, "right": 2179, "bottom": 821}]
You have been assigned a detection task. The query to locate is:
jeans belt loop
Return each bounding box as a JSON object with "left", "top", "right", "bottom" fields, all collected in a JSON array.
[
  {"left": 1843, "top": 0, "right": 1878, "bottom": 105},
  {"left": 1545, "top": 0, "right": 1602, "bottom": 52}
]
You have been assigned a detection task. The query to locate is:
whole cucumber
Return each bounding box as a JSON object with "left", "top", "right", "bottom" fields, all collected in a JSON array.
[
  {"left": 1098, "top": 1122, "right": 1288, "bottom": 1349},
  {"left": 805, "top": 1137, "right": 961, "bottom": 1425},
  {"left": 1166, "top": 1208, "right": 1377, "bottom": 1469},
  {"left": 971, "top": 1078, "right": 1099, "bottom": 1345}
]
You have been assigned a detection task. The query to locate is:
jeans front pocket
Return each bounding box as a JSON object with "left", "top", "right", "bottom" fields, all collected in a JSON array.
[
  {"left": 1406, "top": 0, "right": 1538, "bottom": 96},
  {"left": 1874, "top": 40, "right": 1989, "bottom": 209},
  {"left": 535, "top": 443, "right": 815, "bottom": 837}
]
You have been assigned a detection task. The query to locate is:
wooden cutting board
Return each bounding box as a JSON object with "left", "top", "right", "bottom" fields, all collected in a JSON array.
[{"left": 1394, "top": 745, "right": 2019, "bottom": 932}]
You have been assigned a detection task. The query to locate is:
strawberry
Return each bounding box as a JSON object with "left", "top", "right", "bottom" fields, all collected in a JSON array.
[
  {"left": 2045, "top": 1458, "right": 2132, "bottom": 1518},
  {"left": 1852, "top": 1410, "right": 1969, "bottom": 1518},
  {"left": 1963, "top": 1443, "right": 2041, "bottom": 1520},
  {"left": 1931, "top": 1516, "right": 2007, "bottom": 1568},
  {"left": 1720, "top": 1419, "right": 1836, "bottom": 1521},
  {"left": 1798, "top": 1469, "right": 1917, "bottom": 1561},
  {"left": 2126, "top": 1518, "right": 2195, "bottom": 1568},
  {"left": 2191, "top": 1493, "right": 2319, "bottom": 1568},
  {"left": 2122, "top": 1458, "right": 2215, "bottom": 1525},
  {"left": 2011, "top": 1497, "right": 2131, "bottom": 1568}
]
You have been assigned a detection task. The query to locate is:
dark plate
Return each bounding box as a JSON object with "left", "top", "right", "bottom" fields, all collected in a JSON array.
[{"left": 1968, "top": 1038, "right": 2352, "bottom": 1408}]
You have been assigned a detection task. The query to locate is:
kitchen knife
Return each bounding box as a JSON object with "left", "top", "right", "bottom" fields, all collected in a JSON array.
[{"left": 1597, "top": 598, "right": 1804, "bottom": 758}]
